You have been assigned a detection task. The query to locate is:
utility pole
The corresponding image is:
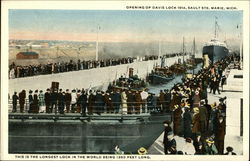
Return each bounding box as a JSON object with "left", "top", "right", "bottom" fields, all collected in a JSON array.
[{"left": 96, "top": 25, "right": 100, "bottom": 61}]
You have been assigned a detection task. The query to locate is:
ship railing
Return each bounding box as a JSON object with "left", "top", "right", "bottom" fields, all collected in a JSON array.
[{"left": 8, "top": 99, "right": 172, "bottom": 115}]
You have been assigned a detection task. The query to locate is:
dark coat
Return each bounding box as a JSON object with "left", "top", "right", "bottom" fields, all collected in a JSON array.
[
  {"left": 44, "top": 92, "right": 51, "bottom": 104},
  {"left": 199, "top": 106, "right": 208, "bottom": 121},
  {"left": 65, "top": 93, "right": 71, "bottom": 102},
  {"left": 163, "top": 126, "right": 172, "bottom": 144},
  {"left": 28, "top": 94, "right": 33, "bottom": 103},
  {"left": 183, "top": 110, "right": 192, "bottom": 138},
  {"left": 18, "top": 91, "right": 26, "bottom": 104},
  {"left": 192, "top": 113, "right": 201, "bottom": 134},
  {"left": 12, "top": 94, "right": 18, "bottom": 104},
  {"left": 50, "top": 92, "right": 58, "bottom": 103},
  {"left": 215, "top": 119, "right": 226, "bottom": 140}
]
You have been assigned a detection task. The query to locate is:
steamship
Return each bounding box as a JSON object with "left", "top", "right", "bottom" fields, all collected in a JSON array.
[{"left": 202, "top": 18, "right": 229, "bottom": 64}]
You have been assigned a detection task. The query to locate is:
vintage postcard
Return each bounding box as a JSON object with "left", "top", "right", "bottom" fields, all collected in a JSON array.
[{"left": 1, "top": 1, "right": 249, "bottom": 161}]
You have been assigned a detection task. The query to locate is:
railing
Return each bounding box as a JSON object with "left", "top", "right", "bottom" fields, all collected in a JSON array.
[{"left": 8, "top": 99, "right": 171, "bottom": 115}]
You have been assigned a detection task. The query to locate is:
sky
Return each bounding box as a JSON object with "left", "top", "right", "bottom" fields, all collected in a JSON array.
[{"left": 9, "top": 10, "right": 242, "bottom": 47}]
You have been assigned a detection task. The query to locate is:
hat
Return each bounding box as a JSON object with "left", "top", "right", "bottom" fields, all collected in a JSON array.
[
  {"left": 226, "top": 146, "right": 233, "bottom": 152},
  {"left": 193, "top": 107, "right": 199, "bottom": 113},
  {"left": 163, "top": 120, "right": 171, "bottom": 125},
  {"left": 138, "top": 147, "right": 147, "bottom": 155},
  {"left": 185, "top": 137, "right": 192, "bottom": 143},
  {"left": 66, "top": 89, "right": 69, "bottom": 92},
  {"left": 211, "top": 103, "right": 217, "bottom": 108},
  {"left": 174, "top": 104, "right": 179, "bottom": 109},
  {"left": 29, "top": 90, "right": 33, "bottom": 93},
  {"left": 39, "top": 90, "right": 43, "bottom": 93},
  {"left": 46, "top": 88, "right": 50, "bottom": 91},
  {"left": 206, "top": 137, "right": 214, "bottom": 144}
]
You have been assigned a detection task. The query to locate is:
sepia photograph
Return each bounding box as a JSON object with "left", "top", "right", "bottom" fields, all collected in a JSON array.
[{"left": 1, "top": 1, "right": 249, "bottom": 161}]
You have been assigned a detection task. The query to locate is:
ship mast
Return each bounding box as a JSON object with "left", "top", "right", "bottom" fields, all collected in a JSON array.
[{"left": 182, "top": 36, "right": 185, "bottom": 64}]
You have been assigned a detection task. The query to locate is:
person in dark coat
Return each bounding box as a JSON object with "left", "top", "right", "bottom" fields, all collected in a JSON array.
[
  {"left": 33, "top": 90, "right": 39, "bottom": 113},
  {"left": 183, "top": 107, "right": 192, "bottom": 139},
  {"left": 224, "top": 146, "right": 236, "bottom": 155},
  {"left": 79, "top": 90, "right": 87, "bottom": 116},
  {"left": 204, "top": 99, "right": 212, "bottom": 131},
  {"left": 199, "top": 101, "right": 208, "bottom": 136},
  {"left": 28, "top": 90, "right": 33, "bottom": 113},
  {"left": 44, "top": 89, "right": 51, "bottom": 113},
  {"left": 12, "top": 92, "right": 18, "bottom": 112},
  {"left": 18, "top": 90, "right": 26, "bottom": 113},
  {"left": 159, "top": 90, "right": 165, "bottom": 112},
  {"left": 88, "top": 90, "right": 95, "bottom": 115},
  {"left": 173, "top": 105, "right": 182, "bottom": 136},
  {"left": 165, "top": 132, "right": 177, "bottom": 154},
  {"left": 105, "top": 92, "right": 114, "bottom": 113},
  {"left": 95, "top": 91, "right": 104, "bottom": 114},
  {"left": 204, "top": 137, "right": 218, "bottom": 155},
  {"left": 111, "top": 90, "right": 121, "bottom": 114},
  {"left": 57, "top": 89, "right": 65, "bottom": 114},
  {"left": 215, "top": 115, "right": 226, "bottom": 154},
  {"left": 163, "top": 120, "right": 173, "bottom": 154},
  {"left": 50, "top": 89, "right": 58, "bottom": 113},
  {"left": 127, "top": 90, "right": 134, "bottom": 114},
  {"left": 134, "top": 91, "right": 142, "bottom": 114},
  {"left": 164, "top": 89, "right": 171, "bottom": 113},
  {"left": 64, "top": 89, "right": 71, "bottom": 113}
]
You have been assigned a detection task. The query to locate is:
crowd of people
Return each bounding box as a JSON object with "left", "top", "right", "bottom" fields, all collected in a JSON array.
[
  {"left": 10, "top": 54, "right": 240, "bottom": 155},
  {"left": 9, "top": 55, "right": 158, "bottom": 79},
  {"left": 162, "top": 55, "right": 239, "bottom": 155}
]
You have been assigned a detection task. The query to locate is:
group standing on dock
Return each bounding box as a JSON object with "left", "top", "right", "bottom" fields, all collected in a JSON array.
[
  {"left": 10, "top": 54, "right": 240, "bottom": 155},
  {"left": 162, "top": 54, "right": 240, "bottom": 155}
]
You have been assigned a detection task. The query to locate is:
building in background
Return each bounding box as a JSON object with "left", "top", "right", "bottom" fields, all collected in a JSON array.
[{"left": 16, "top": 51, "right": 39, "bottom": 59}]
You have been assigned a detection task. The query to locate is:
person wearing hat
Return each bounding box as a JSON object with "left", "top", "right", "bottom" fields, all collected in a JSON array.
[
  {"left": 33, "top": 90, "right": 39, "bottom": 113},
  {"left": 210, "top": 102, "right": 219, "bottom": 136},
  {"left": 204, "top": 137, "right": 218, "bottom": 155},
  {"left": 183, "top": 107, "right": 192, "bottom": 139},
  {"left": 78, "top": 90, "right": 87, "bottom": 116},
  {"left": 192, "top": 90, "right": 200, "bottom": 108},
  {"left": 18, "top": 90, "right": 26, "bottom": 113},
  {"left": 215, "top": 115, "right": 226, "bottom": 154},
  {"left": 58, "top": 89, "right": 65, "bottom": 114},
  {"left": 12, "top": 92, "right": 19, "bottom": 113},
  {"left": 164, "top": 89, "right": 171, "bottom": 113},
  {"left": 111, "top": 90, "right": 121, "bottom": 114},
  {"left": 224, "top": 146, "right": 236, "bottom": 155},
  {"left": 126, "top": 90, "right": 134, "bottom": 114},
  {"left": 159, "top": 90, "right": 165, "bottom": 113},
  {"left": 87, "top": 90, "right": 95, "bottom": 115},
  {"left": 44, "top": 88, "right": 51, "bottom": 113},
  {"left": 38, "top": 90, "right": 45, "bottom": 113},
  {"left": 134, "top": 90, "right": 142, "bottom": 114},
  {"left": 50, "top": 89, "right": 58, "bottom": 113},
  {"left": 173, "top": 104, "right": 182, "bottom": 136},
  {"left": 28, "top": 90, "right": 33, "bottom": 113},
  {"left": 199, "top": 100, "right": 208, "bottom": 136},
  {"left": 165, "top": 132, "right": 177, "bottom": 154},
  {"left": 114, "top": 145, "right": 124, "bottom": 155},
  {"left": 65, "top": 89, "right": 71, "bottom": 113},
  {"left": 76, "top": 90, "right": 82, "bottom": 113},
  {"left": 137, "top": 147, "right": 147, "bottom": 155},
  {"left": 71, "top": 89, "right": 77, "bottom": 113},
  {"left": 163, "top": 120, "right": 173, "bottom": 154}
]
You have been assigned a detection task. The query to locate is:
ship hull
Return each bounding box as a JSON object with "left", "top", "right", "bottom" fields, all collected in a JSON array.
[
  {"left": 147, "top": 74, "right": 174, "bottom": 85},
  {"left": 202, "top": 45, "right": 229, "bottom": 64},
  {"left": 9, "top": 113, "right": 171, "bottom": 154}
]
